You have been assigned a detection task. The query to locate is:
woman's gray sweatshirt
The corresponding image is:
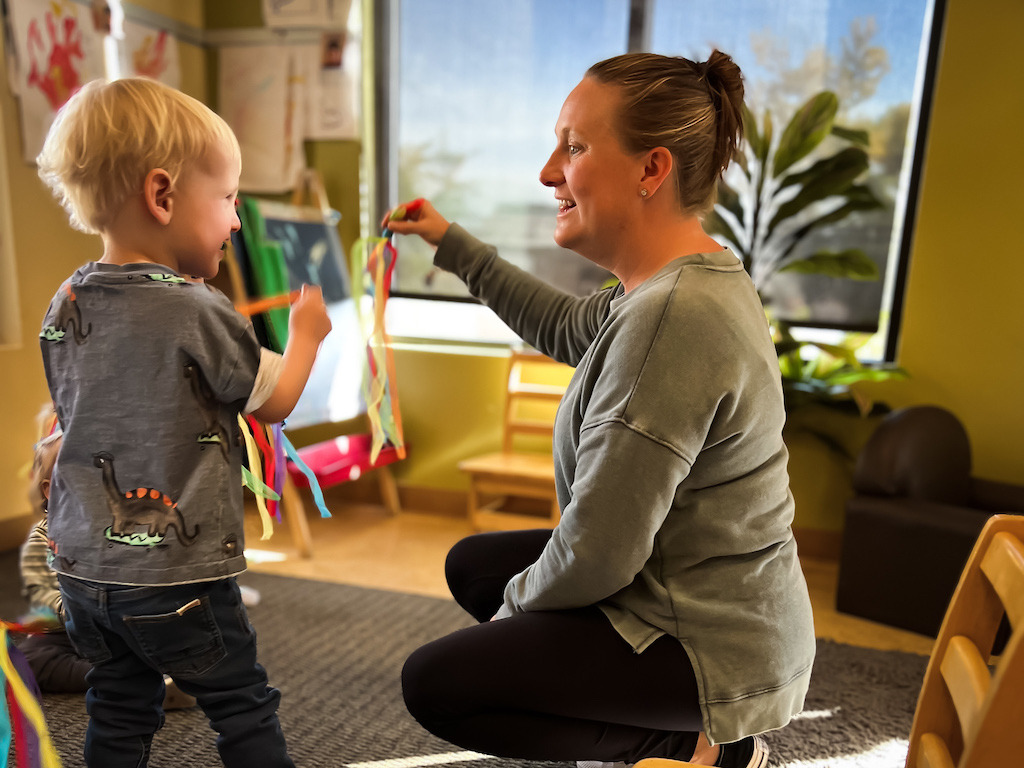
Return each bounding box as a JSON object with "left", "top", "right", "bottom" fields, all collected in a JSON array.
[{"left": 434, "top": 224, "right": 816, "bottom": 745}]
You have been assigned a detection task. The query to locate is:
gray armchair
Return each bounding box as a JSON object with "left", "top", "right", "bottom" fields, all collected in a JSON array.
[{"left": 836, "top": 405, "right": 1024, "bottom": 637}]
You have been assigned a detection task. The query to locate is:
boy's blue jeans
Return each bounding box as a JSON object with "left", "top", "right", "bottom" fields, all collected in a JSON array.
[{"left": 58, "top": 574, "right": 294, "bottom": 768}]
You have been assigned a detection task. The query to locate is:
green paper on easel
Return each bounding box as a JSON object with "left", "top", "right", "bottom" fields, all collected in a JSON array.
[{"left": 238, "top": 196, "right": 290, "bottom": 352}]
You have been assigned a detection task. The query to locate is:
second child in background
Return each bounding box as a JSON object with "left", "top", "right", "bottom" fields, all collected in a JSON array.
[{"left": 18, "top": 408, "right": 195, "bottom": 709}]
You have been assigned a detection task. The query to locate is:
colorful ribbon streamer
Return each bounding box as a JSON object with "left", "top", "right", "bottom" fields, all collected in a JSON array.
[
  {"left": 1, "top": 624, "right": 61, "bottom": 768},
  {"left": 280, "top": 431, "right": 331, "bottom": 519},
  {"left": 237, "top": 415, "right": 274, "bottom": 540},
  {"left": 350, "top": 236, "right": 406, "bottom": 464}
]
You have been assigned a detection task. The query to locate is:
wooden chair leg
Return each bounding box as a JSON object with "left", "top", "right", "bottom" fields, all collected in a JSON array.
[
  {"left": 376, "top": 465, "right": 402, "bottom": 516},
  {"left": 281, "top": 474, "right": 314, "bottom": 559}
]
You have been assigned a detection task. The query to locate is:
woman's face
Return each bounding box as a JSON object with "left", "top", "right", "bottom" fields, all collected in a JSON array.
[{"left": 539, "top": 77, "right": 644, "bottom": 263}]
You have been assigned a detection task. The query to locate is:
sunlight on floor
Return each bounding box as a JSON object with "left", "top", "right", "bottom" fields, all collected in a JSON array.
[{"left": 244, "top": 548, "right": 289, "bottom": 563}]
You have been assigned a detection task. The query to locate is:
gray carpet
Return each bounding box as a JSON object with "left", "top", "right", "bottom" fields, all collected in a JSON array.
[{"left": 1, "top": 550, "right": 929, "bottom": 767}]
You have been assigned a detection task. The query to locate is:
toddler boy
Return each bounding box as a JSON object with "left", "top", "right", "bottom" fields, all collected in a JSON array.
[{"left": 36, "top": 77, "right": 331, "bottom": 768}]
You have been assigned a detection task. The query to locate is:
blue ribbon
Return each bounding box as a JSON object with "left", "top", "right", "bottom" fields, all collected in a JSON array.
[{"left": 281, "top": 432, "right": 331, "bottom": 518}]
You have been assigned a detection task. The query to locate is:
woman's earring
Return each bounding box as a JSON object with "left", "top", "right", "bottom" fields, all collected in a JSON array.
[{"left": 640, "top": 188, "right": 648, "bottom": 197}]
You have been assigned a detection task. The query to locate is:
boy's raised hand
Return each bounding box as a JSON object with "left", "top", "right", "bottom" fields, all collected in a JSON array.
[
  {"left": 289, "top": 284, "right": 332, "bottom": 344},
  {"left": 383, "top": 199, "right": 450, "bottom": 247}
]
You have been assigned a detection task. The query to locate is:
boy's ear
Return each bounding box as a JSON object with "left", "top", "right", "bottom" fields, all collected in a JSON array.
[
  {"left": 40, "top": 477, "right": 51, "bottom": 501},
  {"left": 143, "top": 168, "right": 174, "bottom": 225}
]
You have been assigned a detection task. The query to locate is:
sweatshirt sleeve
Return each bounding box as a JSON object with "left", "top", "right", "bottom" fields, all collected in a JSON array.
[
  {"left": 497, "top": 420, "right": 692, "bottom": 616},
  {"left": 434, "top": 224, "right": 615, "bottom": 367}
]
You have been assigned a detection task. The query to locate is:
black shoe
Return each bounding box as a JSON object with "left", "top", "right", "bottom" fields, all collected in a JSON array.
[{"left": 714, "top": 735, "right": 769, "bottom": 768}]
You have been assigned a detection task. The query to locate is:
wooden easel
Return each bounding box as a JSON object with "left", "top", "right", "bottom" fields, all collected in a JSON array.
[{"left": 274, "top": 169, "right": 403, "bottom": 558}]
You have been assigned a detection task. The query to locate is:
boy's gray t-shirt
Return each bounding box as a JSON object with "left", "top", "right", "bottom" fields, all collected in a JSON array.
[{"left": 39, "top": 262, "right": 268, "bottom": 586}]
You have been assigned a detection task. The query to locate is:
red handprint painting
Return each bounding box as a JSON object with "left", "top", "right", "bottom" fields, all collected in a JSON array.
[
  {"left": 132, "top": 29, "right": 167, "bottom": 80},
  {"left": 124, "top": 20, "right": 180, "bottom": 89},
  {"left": 7, "top": 0, "right": 105, "bottom": 162},
  {"left": 25, "top": 7, "right": 85, "bottom": 111}
]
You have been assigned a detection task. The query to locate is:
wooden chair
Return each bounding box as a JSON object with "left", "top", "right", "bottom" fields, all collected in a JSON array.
[
  {"left": 458, "top": 350, "right": 570, "bottom": 532},
  {"left": 632, "top": 514, "right": 1024, "bottom": 768},
  {"left": 904, "top": 513, "right": 1024, "bottom": 767}
]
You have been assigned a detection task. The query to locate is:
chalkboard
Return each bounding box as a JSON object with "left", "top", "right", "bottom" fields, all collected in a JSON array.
[{"left": 232, "top": 198, "right": 364, "bottom": 430}]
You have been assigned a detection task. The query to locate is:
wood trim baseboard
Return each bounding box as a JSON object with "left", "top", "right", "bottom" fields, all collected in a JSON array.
[
  {"left": 0, "top": 512, "right": 37, "bottom": 553},
  {"left": 314, "top": 475, "right": 469, "bottom": 518},
  {"left": 323, "top": 478, "right": 844, "bottom": 561},
  {"left": 792, "top": 527, "right": 842, "bottom": 561}
]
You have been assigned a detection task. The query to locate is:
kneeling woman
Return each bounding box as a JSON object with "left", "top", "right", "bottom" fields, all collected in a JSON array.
[{"left": 388, "top": 50, "right": 815, "bottom": 768}]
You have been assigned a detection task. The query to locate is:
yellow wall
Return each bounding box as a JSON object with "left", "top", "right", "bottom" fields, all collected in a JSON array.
[
  {"left": 1, "top": 0, "right": 1021, "bottom": 535},
  {"left": 0, "top": 3, "right": 209, "bottom": 523},
  {"left": 864, "top": 0, "right": 1024, "bottom": 486}
]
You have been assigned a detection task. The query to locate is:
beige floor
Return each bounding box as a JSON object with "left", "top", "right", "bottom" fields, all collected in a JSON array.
[{"left": 243, "top": 500, "right": 936, "bottom": 657}]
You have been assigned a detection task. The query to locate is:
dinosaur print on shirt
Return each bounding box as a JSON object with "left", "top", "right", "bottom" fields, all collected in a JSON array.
[
  {"left": 184, "top": 359, "right": 231, "bottom": 461},
  {"left": 94, "top": 452, "right": 199, "bottom": 547},
  {"left": 40, "top": 284, "right": 91, "bottom": 344}
]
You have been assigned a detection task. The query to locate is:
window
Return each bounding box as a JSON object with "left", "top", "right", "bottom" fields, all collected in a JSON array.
[
  {"left": 374, "top": 0, "right": 944, "bottom": 359},
  {"left": 378, "top": 0, "right": 630, "bottom": 302}
]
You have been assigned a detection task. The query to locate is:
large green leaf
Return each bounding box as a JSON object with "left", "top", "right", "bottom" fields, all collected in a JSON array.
[
  {"left": 705, "top": 210, "right": 745, "bottom": 259},
  {"left": 772, "top": 92, "right": 838, "bottom": 177},
  {"left": 768, "top": 149, "right": 869, "bottom": 234},
  {"left": 831, "top": 124, "right": 870, "bottom": 147},
  {"left": 734, "top": 148, "right": 750, "bottom": 179},
  {"left": 743, "top": 103, "right": 763, "bottom": 160},
  {"left": 778, "top": 185, "right": 886, "bottom": 261},
  {"left": 761, "top": 110, "right": 774, "bottom": 167},
  {"left": 825, "top": 365, "right": 909, "bottom": 386},
  {"left": 777, "top": 147, "right": 868, "bottom": 191},
  {"left": 774, "top": 339, "right": 803, "bottom": 356},
  {"left": 717, "top": 179, "right": 743, "bottom": 223},
  {"left": 778, "top": 249, "right": 880, "bottom": 280}
]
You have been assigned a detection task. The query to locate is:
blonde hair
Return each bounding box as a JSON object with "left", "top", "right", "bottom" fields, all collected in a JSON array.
[
  {"left": 29, "top": 404, "right": 62, "bottom": 516},
  {"left": 37, "top": 77, "right": 241, "bottom": 234},
  {"left": 586, "top": 50, "right": 745, "bottom": 215}
]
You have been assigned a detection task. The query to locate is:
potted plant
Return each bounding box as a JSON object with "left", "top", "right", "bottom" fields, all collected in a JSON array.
[{"left": 706, "top": 90, "right": 908, "bottom": 426}]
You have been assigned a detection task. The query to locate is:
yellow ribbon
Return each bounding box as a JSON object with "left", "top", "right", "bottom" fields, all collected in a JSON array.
[
  {"left": 237, "top": 414, "right": 273, "bottom": 540},
  {"left": 1, "top": 624, "right": 63, "bottom": 767}
]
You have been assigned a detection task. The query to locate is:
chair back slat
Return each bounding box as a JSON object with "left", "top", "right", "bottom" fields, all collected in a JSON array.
[
  {"left": 917, "top": 733, "right": 956, "bottom": 768},
  {"left": 939, "top": 636, "right": 990, "bottom": 739},
  {"left": 980, "top": 531, "right": 1024, "bottom": 630},
  {"left": 501, "top": 351, "right": 570, "bottom": 453},
  {"left": 959, "top": 624, "right": 1024, "bottom": 767}
]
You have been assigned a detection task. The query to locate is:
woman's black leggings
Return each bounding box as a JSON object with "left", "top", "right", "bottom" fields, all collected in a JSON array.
[{"left": 401, "top": 530, "right": 703, "bottom": 763}]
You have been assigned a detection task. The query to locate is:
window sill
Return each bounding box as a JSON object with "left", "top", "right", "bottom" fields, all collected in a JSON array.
[{"left": 385, "top": 297, "right": 521, "bottom": 348}]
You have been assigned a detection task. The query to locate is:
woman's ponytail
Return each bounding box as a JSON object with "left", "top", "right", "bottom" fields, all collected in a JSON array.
[{"left": 703, "top": 50, "right": 745, "bottom": 178}]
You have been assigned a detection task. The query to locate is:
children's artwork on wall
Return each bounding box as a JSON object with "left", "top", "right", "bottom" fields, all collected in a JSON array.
[
  {"left": 218, "top": 44, "right": 306, "bottom": 193},
  {"left": 261, "top": 0, "right": 352, "bottom": 29},
  {"left": 296, "top": 42, "right": 358, "bottom": 140},
  {"left": 6, "top": 0, "right": 105, "bottom": 162},
  {"left": 123, "top": 18, "right": 180, "bottom": 89}
]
